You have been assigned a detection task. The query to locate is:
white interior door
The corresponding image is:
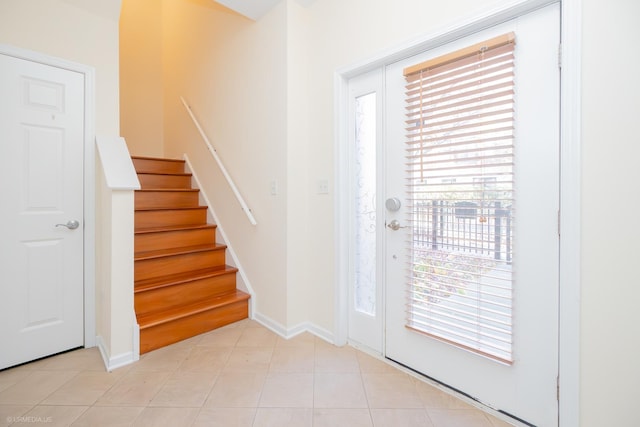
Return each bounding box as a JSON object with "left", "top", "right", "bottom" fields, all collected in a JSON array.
[
  {"left": 0, "top": 54, "right": 85, "bottom": 369},
  {"left": 385, "top": 4, "right": 560, "bottom": 426}
]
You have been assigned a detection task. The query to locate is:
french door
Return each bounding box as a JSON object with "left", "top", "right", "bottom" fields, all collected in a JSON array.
[
  {"left": 385, "top": 4, "right": 560, "bottom": 426},
  {"left": 347, "top": 3, "right": 560, "bottom": 425}
]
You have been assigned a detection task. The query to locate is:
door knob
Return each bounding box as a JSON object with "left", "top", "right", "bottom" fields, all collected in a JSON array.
[
  {"left": 55, "top": 220, "right": 80, "bottom": 230},
  {"left": 387, "top": 219, "right": 407, "bottom": 231},
  {"left": 385, "top": 197, "right": 402, "bottom": 212}
]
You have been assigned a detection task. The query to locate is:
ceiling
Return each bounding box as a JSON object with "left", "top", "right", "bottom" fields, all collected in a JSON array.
[{"left": 214, "top": 0, "right": 316, "bottom": 21}]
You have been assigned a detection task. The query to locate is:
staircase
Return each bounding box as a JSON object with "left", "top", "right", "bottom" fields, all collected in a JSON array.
[{"left": 132, "top": 156, "right": 250, "bottom": 354}]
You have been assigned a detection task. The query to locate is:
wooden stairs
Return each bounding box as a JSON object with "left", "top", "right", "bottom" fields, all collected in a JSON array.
[{"left": 132, "top": 156, "right": 250, "bottom": 354}]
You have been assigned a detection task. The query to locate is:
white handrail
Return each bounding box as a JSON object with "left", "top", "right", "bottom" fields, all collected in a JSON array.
[{"left": 180, "top": 96, "right": 257, "bottom": 226}]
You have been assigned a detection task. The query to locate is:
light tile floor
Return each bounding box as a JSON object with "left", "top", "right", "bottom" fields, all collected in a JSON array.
[{"left": 0, "top": 319, "right": 516, "bottom": 426}]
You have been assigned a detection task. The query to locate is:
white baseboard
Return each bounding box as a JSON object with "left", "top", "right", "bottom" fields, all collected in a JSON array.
[
  {"left": 252, "top": 312, "right": 335, "bottom": 345},
  {"left": 96, "top": 335, "right": 139, "bottom": 372},
  {"left": 132, "top": 320, "right": 140, "bottom": 360}
]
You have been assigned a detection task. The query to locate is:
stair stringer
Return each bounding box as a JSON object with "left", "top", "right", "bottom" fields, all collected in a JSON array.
[{"left": 182, "top": 154, "right": 255, "bottom": 317}]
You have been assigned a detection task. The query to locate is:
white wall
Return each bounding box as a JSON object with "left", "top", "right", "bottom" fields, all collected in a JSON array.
[{"left": 580, "top": 1, "right": 640, "bottom": 425}]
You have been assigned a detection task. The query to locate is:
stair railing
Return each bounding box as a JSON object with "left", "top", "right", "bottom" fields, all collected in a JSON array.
[{"left": 180, "top": 96, "right": 257, "bottom": 226}]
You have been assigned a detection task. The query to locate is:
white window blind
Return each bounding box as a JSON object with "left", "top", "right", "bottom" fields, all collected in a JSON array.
[{"left": 403, "top": 33, "right": 516, "bottom": 364}]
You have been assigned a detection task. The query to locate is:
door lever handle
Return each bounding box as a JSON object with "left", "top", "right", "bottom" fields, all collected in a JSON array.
[
  {"left": 387, "top": 219, "right": 408, "bottom": 231},
  {"left": 56, "top": 220, "right": 80, "bottom": 230}
]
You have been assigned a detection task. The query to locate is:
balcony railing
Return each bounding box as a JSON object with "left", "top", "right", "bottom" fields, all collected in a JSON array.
[{"left": 411, "top": 200, "right": 512, "bottom": 262}]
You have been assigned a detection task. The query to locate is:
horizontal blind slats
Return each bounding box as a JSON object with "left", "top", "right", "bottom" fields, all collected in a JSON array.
[
  {"left": 406, "top": 93, "right": 515, "bottom": 124},
  {"left": 406, "top": 324, "right": 513, "bottom": 364},
  {"left": 406, "top": 162, "right": 514, "bottom": 175},
  {"left": 408, "top": 309, "right": 512, "bottom": 339},
  {"left": 406, "top": 144, "right": 514, "bottom": 162},
  {"left": 407, "top": 305, "right": 512, "bottom": 336},
  {"left": 405, "top": 126, "right": 514, "bottom": 146},
  {"left": 405, "top": 72, "right": 515, "bottom": 108},
  {"left": 406, "top": 316, "right": 512, "bottom": 349},
  {"left": 409, "top": 272, "right": 512, "bottom": 296},
  {"left": 403, "top": 33, "right": 515, "bottom": 362},
  {"left": 405, "top": 50, "right": 515, "bottom": 93},
  {"left": 406, "top": 110, "right": 515, "bottom": 136},
  {"left": 404, "top": 35, "right": 515, "bottom": 78}
]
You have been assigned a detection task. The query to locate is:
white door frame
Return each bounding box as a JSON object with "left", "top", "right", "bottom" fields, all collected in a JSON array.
[
  {"left": 334, "top": 0, "right": 581, "bottom": 425},
  {"left": 0, "top": 44, "right": 97, "bottom": 350}
]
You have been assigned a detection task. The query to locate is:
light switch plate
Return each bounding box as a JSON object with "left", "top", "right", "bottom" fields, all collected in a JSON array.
[{"left": 317, "top": 179, "right": 329, "bottom": 194}]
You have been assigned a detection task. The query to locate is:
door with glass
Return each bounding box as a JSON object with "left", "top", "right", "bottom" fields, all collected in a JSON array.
[
  {"left": 347, "top": 68, "right": 384, "bottom": 353},
  {"left": 384, "top": 4, "right": 560, "bottom": 426}
]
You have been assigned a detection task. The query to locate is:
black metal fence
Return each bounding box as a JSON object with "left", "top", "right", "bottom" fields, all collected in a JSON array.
[{"left": 412, "top": 200, "right": 512, "bottom": 262}]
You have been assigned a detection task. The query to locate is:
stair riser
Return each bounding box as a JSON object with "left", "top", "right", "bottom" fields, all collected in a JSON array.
[
  {"left": 139, "top": 300, "right": 249, "bottom": 354},
  {"left": 135, "top": 273, "right": 237, "bottom": 317},
  {"left": 138, "top": 174, "right": 192, "bottom": 189},
  {"left": 133, "top": 158, "right": 185, "bottom": 174},
  {"left": 133, "top": 155, "right": 250, "bottom": 353},
  {"left": 135, "top": 208, "right": 207, "bottom": 229},
  {"left": 135, "top": 250, "right": 226, "bottom": 281},
  {"left": 135, "top": 191, "right": 200, "bottom": 209},
  {"left": 135, "top": 228, "right": 216, "bottom": 253}
]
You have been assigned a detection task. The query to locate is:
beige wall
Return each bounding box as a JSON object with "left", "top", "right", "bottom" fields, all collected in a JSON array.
[
  {"left": 120, "top": 0, "right": 164, "bottom": 157},
  {"left": 298, "top": 0, "right": 509, "bottom": 333},
  {"left": 95, "top": 135, "right": 139, "bottom": 369},
  {"left": 161, "top": 0, "right": 290, "bottom": 327},
  {"left": 0, "top": 0, "right": 121, "bottom": 136},
  {"left": 94, "top": 159, "right": 112, "bottom": 358},
  {"left": 285, "top": 1, "right": 313, "bottom": 328},
  {"left": 95, "top": 157, "right": 136, "bottom": 366}
]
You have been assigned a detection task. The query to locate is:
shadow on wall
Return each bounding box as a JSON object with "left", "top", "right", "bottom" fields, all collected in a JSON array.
[{"left": 185, "top": 0, "right": 252, "bottom": 19}]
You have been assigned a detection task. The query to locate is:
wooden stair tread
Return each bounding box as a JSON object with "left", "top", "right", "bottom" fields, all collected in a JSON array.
[
  {"left": 135, "top": 224, "right": 216, "bottom": 235},
  {"left": 132, "top": 157, "right": 187, "bottom": 175},
  {"left": 136, "top": 188, "right": 199, "bottom": 193},
  {"left": 137, "top": 171, "right": 192, "bottom": 177},
  {"left": 132, "top": 156, "right": 184, "bottom": 162},
  {"left": 135, "top": 265, "right": 238, "bottom": 293},
  {"left": 135, "top": 243, "right": 226, "bottom": 260},
  {"left": 133, "top": 154, "right": 249, "bottom": 353},
  {"left": 135, "top": 205, "right": 206, "bottom": 212},
  {"left": 137, "top": 290, "right": 250, "bottom": 329}
]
